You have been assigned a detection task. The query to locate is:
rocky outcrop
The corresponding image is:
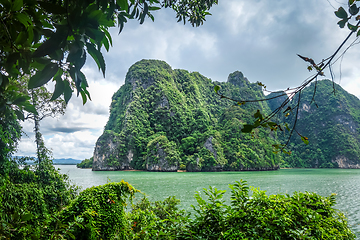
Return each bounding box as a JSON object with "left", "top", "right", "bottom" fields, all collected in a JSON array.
[
  {"left": 146, "top": 143, "right": 178, "bottom": 172},
  {"left": 92, "top": 131, "right": 134, "bottom": 171},
  {"left": 227, "top": 71, "right": 249, "bottom": 88},
  {"left": 186, "top": 157, "right": 202, "bottom": 172},
  {"left": 203, "top": 136, "right": 223, "bottom": 171},
  {"left": 332, "top": 156, "right": 360, "bottom": 169}
]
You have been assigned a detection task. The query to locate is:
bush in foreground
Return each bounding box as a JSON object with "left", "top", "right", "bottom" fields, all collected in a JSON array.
[
  {"left": 0, "top": 166, "right": 355, "bottom": 240},
  {"left": 127, "top": 180, "right": 355, "bottom": 240}
]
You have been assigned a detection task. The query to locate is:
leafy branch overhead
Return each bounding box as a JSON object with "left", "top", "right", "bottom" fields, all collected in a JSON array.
[
  {"left": 0, "top": 0, "right": 218, "bottom": 119},
  {"left": 214, "top": 0, "right": 360, "bottom": 153}
]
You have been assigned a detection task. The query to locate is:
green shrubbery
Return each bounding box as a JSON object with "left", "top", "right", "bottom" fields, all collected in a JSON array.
[
  {"left": 0, "top": 161, "right": 355, "bottom": 239},
  {"left": 127, "top": 180, "right": 355, "bottom": 240},
  {"left": 0, "top": 159, "right": 78, "bottom": 239},
  {"left": 77, "top": 157, "right": 94, "bottom": 168}
]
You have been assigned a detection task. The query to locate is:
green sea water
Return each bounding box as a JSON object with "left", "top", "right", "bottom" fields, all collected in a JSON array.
[{"left": 57, "top": 166, "right": 360, "bottom": 237}]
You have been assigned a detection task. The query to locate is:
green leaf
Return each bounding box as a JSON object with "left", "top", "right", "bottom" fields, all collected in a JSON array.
[
  {"left": 14, "top": 110, "right": 24, "bottom": 121},
  {"left": 117, "top": 0, "right": 129, "bottom": 11},
  {"left": 80, "top": 91, "right": 87, "bottom": 105},
  {"left": 12, "top": 0, "right": 23, "bottom": 11},
  {"left": 38, "top": 2, "right": 66, "bottom": 14},
  {"left": 335, "top": 7, "right": 348, "bottom": 19},
  {"left": 28, "top": 63, "right": 59, "bottom": 89},
  {"left": 337, "top": 19, "right": 347, "bottom": 28},
  {"left": 83, "top": 88, "right": 91, "bottom": 101},
  {"left": 347, "top": 22, "right": 358, "bottom": 31},
  {"left": 32, "top": 30, "right": 66, "bottom": 58},
  {"left": 15, "top": 13, "right": 32, "bottom": 27},
  {"left": 143, "top": 2, "right": 149, "bottom": 16},
  {"left": 51, "top": 76, "right": 65, "bottom": 101},
  {"left": 12, "top": 96, "right": 29, "bottom": 105},
  {"left": 27, "top": 26, "right": 34, "bottom": 44},
  {"left": 148, "top": 13, "right": 154, "bottom": 22},
  {"left": 282, "top": 149, "right": 291, "bottom": 155},
  {"left": 214, "top": 85, "right": 220, "bottom": 93},
  {"left": 23, "top": 103, "right": 37, "bottom": 114},
  {"left": 21, "top": 213, "right": 32, "bottom": 221},
  {"left": 349, "top": 4, "right": 359, "bottom": 15},
  {"left": 140, "top": 12, "right": 145, "bottom": 24},
  {"left": 267, "top": 122, "right": 277, "bottom": 127},
  {"left": 272, "top": 144, "right": 280, "bottom": 149},
  {"left": 241, "top": 124, "right": 254, "bottom": 133},
  {"left": 75, "top": 71, "right": 86, "bottom": 90},
  {"left": 103, "top": 28, "right": 113, "bottom": 46},
  {"left": 253, "top": 109, "right": 263, "bottom": 120},
  {"left": 63, "top": 80, "right": 73, "bottom": 104},
  {"left": 149, "top": 6, "right": 161, "bottom": 11},
  {"left": 32, "top": 37, "right": 61, "bottom": 58},
  {"left": 102, "top": 34, "right": 110, "bottom": 51},
  {"left": 86, "top": 43, "right": 106, "bottom": 76},
  {"left": 349, "top": 0, "right": 355, "bottom": 5},
  {"left": 85, "top": 28, "right": 105, "bottom": 43},
  {"left": 301, "top": 136, "right": 309, "bottom": 145}
]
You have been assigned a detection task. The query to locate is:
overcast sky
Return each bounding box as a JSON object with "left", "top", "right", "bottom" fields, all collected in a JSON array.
[{"left": 15, "top": 0, "right": 360, "bottom": 160}]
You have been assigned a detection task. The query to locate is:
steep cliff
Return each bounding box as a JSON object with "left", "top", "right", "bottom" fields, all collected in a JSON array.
[
  {"left": 280, "top": 80, "right": 360, "bottom": 168},
  {"left": 92, "top": 59, "right": 281, "bottom": 171}
]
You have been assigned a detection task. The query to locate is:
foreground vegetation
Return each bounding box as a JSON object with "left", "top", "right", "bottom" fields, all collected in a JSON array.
[{"left": 0, "top": 160, "right": 355, "bottom": 239}]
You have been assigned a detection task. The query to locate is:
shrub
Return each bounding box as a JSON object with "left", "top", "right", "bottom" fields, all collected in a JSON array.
[
  {"left": 182, "top": 180, "right": 355, "bottom": 240},
  {"left": 53, "top": 181, "right": 137, "bottom": 240}
]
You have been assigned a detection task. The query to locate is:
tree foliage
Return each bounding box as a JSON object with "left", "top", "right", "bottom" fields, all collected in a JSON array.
[
  {"left": 0, "top": 159, "right": 78, "bottom": 239},
  {"left": 0, "top": 0, "right": 218, "bottom": 120},
  {"left": 77, "top": 157, "right": 94, "bottom": 168}
]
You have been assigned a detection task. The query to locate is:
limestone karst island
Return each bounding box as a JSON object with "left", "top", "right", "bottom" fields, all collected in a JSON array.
[{"left": 91, "top": 59, "right": 360, "bottom": 171}]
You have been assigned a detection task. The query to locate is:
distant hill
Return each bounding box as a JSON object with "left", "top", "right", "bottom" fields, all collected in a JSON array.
[
  {"left": 275, "top": 80, "right": 360, "bottom": 168},
  {"left": 13, "top": 156, "right": 81, "bottom": 165},
  {"left": 53, "top": 158, "right": 82, "bottom": 165}
]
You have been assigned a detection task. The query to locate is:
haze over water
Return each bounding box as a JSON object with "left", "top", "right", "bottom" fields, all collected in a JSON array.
[{"left": 57, "top": 166, "right": 360, "bottom": 238}]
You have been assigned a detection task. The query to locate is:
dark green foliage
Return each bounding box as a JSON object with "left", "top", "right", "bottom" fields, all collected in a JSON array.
[
  {"left": 0, "top": 159, "right": 78, "bottom": 239},
  {"left": 281, "top": 80, "right": 360, "bottom": 168},
  {"left": 77, "top": 157, "right": 94, "bottom": 168},
  {"left": 0, "top": 0, "right": 218, "bottom": 120},
  {"left": 53, "top": 181, "right": 137, "bottom": 240},
  {"left": 95, "top": 60, "right": 282, "bottom": 171},
  {"left": 126, "top": 180, "right": 355, "bottom": 239},
  {"left": 0, "top": 110, "right": 21, "bottom": 175},
  {"left": 127, "top": 195, "right": 190, "bottom": 239}
]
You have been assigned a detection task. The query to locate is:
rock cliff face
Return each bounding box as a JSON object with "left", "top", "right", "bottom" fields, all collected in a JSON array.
[
  {"left": 92, "top": 59, "right": 281, "bottom": 171},
  {"left": 280, "top": 80, "right": 360, "bottom": 168}
]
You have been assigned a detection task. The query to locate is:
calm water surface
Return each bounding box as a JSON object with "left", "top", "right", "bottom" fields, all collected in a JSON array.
[{"left": 56, "top": 166, "right": 360, "bottom": 237}]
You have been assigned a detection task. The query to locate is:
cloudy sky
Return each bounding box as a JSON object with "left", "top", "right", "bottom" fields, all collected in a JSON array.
[{"left": 15, "top": 0, "right": 360, "bottom": 160}]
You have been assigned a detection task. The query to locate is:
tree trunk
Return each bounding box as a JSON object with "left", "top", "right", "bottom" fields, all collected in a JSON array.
[{"left": 32, "top": 90, "right": 43, "bottom": 164}]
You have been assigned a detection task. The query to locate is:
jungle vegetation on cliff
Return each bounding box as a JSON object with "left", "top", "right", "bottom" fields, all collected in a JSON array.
[
  {"left": 93, "top": 60, "right": 282, "bottom": 171},
  {"left": 93, "top": 60, "right": 360, "bottom": 171}
]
